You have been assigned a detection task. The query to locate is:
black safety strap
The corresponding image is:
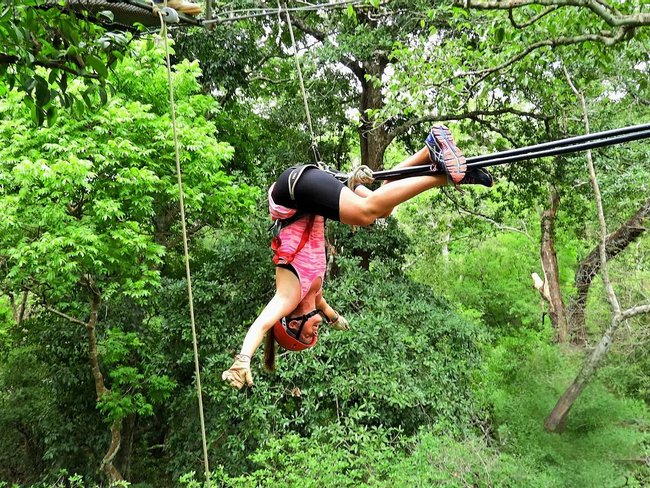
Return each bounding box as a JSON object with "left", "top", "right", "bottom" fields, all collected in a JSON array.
[
  {"left": 283, "top": 309, "right": 321, "bottom": 341},
  {"left": 288, "top": 164, "right": 317, "bottom": 200},
  {"left": 270, "top": 164, "right": 319, "bottom": 236}
]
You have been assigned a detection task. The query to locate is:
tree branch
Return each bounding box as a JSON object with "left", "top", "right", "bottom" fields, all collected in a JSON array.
[
  {"left": 432, "top": 27, "right": 630, "bottom": 91},
  {"left": 0, "top": 53, "right": 99, "bottom": 80},
  {"left": 44, "top": 305, "right": 87, "bottom": 327},
  {"left": 383, "top": 107, "right": 544, "bottom": 153},
  {"left": 459, "top": 0, "right": 650, "bottom": 28},
  {"left": 508, "top": 6, "right": 559, "bottom": 29},
  {"left": 620, "top": 303, "right": 650, "bottom": 321},
  {"left": 563, "top": 64, "right": 620, "bottom": 314},
  {"left": 289, "top": 14, "right": 365, "bottom": 81}
]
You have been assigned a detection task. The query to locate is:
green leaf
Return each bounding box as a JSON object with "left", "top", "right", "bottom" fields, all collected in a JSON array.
[
  {"left": 97, "top": 10, "right": 114, "bottom": 23},
  {"left": 48, "top": 69, "right": 59, "bottom": 84},
  {"left": 34, "top": 75, "right": 50, "bottom": 106},
  {"left": 81, "top": 90, "right": 93, "bottom": 109},
  {"left": 57, "top": 73, "right": 68, "bottom": 98},
  {"left": 86, "top": 54, "right": 109, "bottom": 79},
  {"left": 46, "top": 106, "right": 58, "bottom": 127},
  {"left": 99, "top": 85, "right": 108, "bottom": 105},
  {"left": 495, "top": 27, "right": 504, "bottom": 43},
  {"left": 22, "top": 77, "right": 36, "bottom": 93}
]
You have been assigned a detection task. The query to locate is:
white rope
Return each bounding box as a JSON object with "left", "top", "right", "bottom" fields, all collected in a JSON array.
[
  {"left": 283, "top": 1, "right": 321, "bottom": 165},
  {"left": 158, "top": 10, "right": 212, "bottom": 487},
  {"left": 204, "top": 0, "right": 364, "bottom": 25},
  {"left": 346, "top": 165, "right": 375, "bottom": 189}
]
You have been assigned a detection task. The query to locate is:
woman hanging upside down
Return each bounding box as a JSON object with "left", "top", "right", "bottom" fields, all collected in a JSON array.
[{"left": 222, "top": 125, "right": 494, "bottom": 389}]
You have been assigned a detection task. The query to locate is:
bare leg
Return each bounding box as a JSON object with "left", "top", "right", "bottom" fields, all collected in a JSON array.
[
  {"left": 342, "top": 147, "right": 440, "bottom": 223},
  {"left": 239, "top": 267, "right": 301, "bottom": 357},
  {"left": 389, "top": 147, "right": 431, "bottom": 171},
  {"left": 339, "top": 173, "right": 447, "bottom": 226}
]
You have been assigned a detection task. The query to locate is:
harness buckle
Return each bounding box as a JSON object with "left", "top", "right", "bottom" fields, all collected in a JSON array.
[{"left": 270, "top": 219, "right": 283, "bottom": 237}]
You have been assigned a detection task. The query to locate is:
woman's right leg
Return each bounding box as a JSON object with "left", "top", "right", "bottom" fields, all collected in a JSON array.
[{"left": 339, "top": 173, "right": 448, "bottom": 226}]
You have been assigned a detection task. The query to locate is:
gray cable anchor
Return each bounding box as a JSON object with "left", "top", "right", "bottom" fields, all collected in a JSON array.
[
  {"left": 151, "top": 1, "right": 180, "bottom": 23},
  {"left": 161, "top": 6, "right": 180, "bottom": 22}
]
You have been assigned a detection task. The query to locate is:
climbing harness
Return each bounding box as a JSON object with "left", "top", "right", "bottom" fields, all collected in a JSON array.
[{"left": 271, "top": 214, "right": 316, "bottom": 265}]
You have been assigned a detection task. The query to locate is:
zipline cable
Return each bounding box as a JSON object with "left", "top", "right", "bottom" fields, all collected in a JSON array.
[
  {"left": 360, "top": 124, "right": 650, "bottom": 182},
  {"left": 469, "top": 122, "right": 650, "bottom": 165},
  {"left": 467, "top": 128, "right": 650, "bottom": 169},
  {"left": 158, "top": 8, "right": 212, "bottom": 487}
]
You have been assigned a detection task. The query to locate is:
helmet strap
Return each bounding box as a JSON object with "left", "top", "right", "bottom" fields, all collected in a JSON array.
[{"left": 282, "top": 309, "right": 321, "bottom": 342}]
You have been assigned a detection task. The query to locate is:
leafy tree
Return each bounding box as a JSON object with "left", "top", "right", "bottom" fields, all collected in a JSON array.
[
  {"left": 0, "top": 40, "right": 254, "bottom": 482},
  {"left": 0, "top": 1, "right": 129, "bottom": 124}
]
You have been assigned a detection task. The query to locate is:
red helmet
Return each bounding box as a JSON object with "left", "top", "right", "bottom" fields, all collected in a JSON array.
[{"left": 273, "top": 310, "right": 322, "bottom": 351}]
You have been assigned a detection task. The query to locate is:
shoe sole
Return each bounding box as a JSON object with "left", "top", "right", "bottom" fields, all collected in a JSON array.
[
  {"left": 431, "top": 125, "right": 467, "bottom": 184},
  {"left": 461, "top": 168, "right": 494, "bottom": 187}
]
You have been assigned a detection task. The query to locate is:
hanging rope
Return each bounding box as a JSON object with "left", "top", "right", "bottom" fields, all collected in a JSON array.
[
  {"left": 281, "top": 2, "right": 381, "bottom": 185},
  {"left": 283, "top": 2, "right": 322, "bottom": 165},
  {"left": 157, "top": 9, "right": 212, "bottom": 487},
  {"left": 205, "top": 0, "right": 364, "bottom": 25}
]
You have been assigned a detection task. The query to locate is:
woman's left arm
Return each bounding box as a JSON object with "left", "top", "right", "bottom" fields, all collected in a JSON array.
[{"left": 316, "top": 294, "right": 350, "bottom": 330}]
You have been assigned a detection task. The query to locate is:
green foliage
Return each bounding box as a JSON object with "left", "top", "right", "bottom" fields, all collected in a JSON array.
[
  {"left": 0, "top": 39, "right": 255, "bottom": 483},
  {"left": 2, "top": 2, "right": 649, "bottom": 486},
  {"left": 195, "top": 329, "right": 648, "bottom": 488},
  {"left": 329, "top": 217, "right": 411, "bottom": 271},
  {"left": 409, "top": 226, "right": 544, "bottom": 329},
  {"left": 0, "top": 39, "right": 254, "bottom": 305},
  {"left": 0, "top": 1, "right": 129, "bottom": 124},
  {"left": 153, "top": 227, "right": 487, "bottom": 479},
  {"left": 478, "top": 330, "right": 650, "bottom": 487},
  {"left": 0, "top": 315, "right": 106, "bottom": 482}
]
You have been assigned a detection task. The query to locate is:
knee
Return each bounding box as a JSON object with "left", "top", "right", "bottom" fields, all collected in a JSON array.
[
  {"left": 339, "top": 196, "right": 380, "bottom": 226},
  {"left": 356, "top": 211, "right": 377, "bottom": 227},
  {"left": 347, "top": 202, "right": 377, "bottom": 226}
]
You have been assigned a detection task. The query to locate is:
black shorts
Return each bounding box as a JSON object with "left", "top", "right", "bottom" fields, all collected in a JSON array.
[{"left": 271, "top": 165, "right": 345, "bottom": 221}]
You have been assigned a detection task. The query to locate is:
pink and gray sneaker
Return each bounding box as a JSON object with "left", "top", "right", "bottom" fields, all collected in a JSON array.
[{"left": 425, "top": 125, "right": 467, "bottom": 184}]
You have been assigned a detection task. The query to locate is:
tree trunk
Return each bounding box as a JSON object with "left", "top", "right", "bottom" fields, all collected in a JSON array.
[
  {"left": 86, "top": 290, "right": 124, "bottom": 483},
  {"left": 545, "top": 314, "right": 620, "bottom": 432},
  {"left": 539, "top": 186, "right": 569, "bottom": 342},
  {"left": 9, "top": 290, "right": 30, "bottom": 325},
  {"left": 116, "top": 414, "right": 136, "bottom": 480},
  {"left": 358, "top": 56, "right": 391, "bottom": 171},
  {"left": 567, "top": 197, "right": 650, "bottom": 343}
]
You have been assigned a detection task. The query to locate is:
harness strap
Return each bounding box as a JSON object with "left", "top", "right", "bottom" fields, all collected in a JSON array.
[
  {"left": 270, "top": 210, "right": 304, "bottom": 237},
  {"left": 288, "top": 164, "right": 317, "bottom": 201},
  {"left": 272, "top": 214, "right": 315, "bottom": 265},
  {"left": 269, "top": 164, "right": 319, "bottom": 236},
  {"left": 282, "top": 309, "right": 321, "bottom": 341}
]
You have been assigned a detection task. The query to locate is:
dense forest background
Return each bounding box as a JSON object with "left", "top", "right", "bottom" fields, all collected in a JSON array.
[{"left": 0, "top": 1, "right": 649, "bottom": 486}]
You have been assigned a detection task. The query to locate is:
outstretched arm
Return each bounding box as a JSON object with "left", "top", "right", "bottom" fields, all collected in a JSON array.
[
  {"left": 316, "top": 293, "right": 350, "bottom": 331},
  {"left": 316, "top": 293, "right": 338, "bottom": 323}
]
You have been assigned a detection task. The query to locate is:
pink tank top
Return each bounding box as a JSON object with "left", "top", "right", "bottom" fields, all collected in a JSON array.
[{"left": 269, "top": 184, "right": 326, "bottom": 300}]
